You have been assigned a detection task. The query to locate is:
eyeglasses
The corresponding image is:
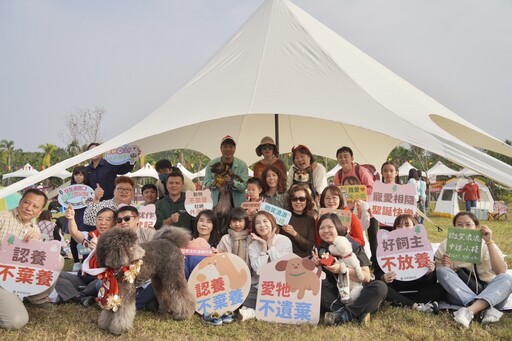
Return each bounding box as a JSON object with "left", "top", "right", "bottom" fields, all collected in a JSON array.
[
  {"left": 261, "top": 144, "right": 274, "bottom": 150},
  {"left": 116, "top": 216, "right": 137, "bottom": 223},
  {"left": 116, "top": 187, "right": 132, "bottom": 193},
  {"left": 291, "top": 196, "right": 307, "bottom": 202}
]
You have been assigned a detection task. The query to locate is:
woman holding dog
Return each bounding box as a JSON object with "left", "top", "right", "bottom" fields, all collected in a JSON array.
[
  {"left": 261, "top": 165, "right": 288, "bottom": 209},
  {"left": 286, "top": 144, "right": 327, "bottom": 198},
  {"left": 281, "top": 185, "right": 316, "bottom": 258},
  {"left": 253, "top": 136, "right": 287, "bottom": 180},
  {"left": 311, "top": 213, "right": 387, "bottom": 326}
]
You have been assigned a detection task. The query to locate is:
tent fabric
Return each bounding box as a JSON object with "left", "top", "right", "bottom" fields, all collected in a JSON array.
[
  {"left": 326, "top": 165, "right": 341, "bottom": 178},
  {"left": 398, "top": 162, "right": 415, "bottom": 177},
  {"left": 126, "top": 163, "right": 159, "bottom": 179},
  {"left": 2, "top": 163, "right": 39, "bottom": 179},
  {"left": 457, "top": 168, "right": 479, "bottom": 177},
  {"left": 433, "top": 178, "right": 493, "bottom": 217},
  {"left": 1, "top": 0, "right": 512, "bottom": 200},
  {"left": 427, "top": 161, "right": 459, "bottom": 177}
]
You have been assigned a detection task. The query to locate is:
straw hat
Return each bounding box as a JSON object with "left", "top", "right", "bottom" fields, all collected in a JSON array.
[{"left": 255, "top": 136, "right": 278, "bottom": 156}]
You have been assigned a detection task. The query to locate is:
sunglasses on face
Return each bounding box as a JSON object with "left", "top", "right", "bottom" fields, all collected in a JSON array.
[
  {"left": 261, "top": 144, "right": 274, "bottom": 150},
  {"left": 116, "top": 216, "right": 136, "bottom": 223},
  {"left": 291, "top": 196, "right": 307, "bottom": 202}
]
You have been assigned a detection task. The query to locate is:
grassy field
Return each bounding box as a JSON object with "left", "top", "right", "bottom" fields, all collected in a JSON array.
[{"left": 1, "top": 217, "right": 512, "bottom": 341}]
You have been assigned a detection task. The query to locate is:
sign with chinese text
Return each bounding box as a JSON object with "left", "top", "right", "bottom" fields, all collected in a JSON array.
[
  {"left": 340, "top": 185, "right": 367, "bottom": 202},
  {"left": 188, "top": 253, "right": 250, "bottom": 315},
  {"left": 241, "top": 201, "right": 261, "bottom": 211},
  {"left": 0, "top": 234, "right": 61, "bottom": 298},
  {"left": 260, "top": 202, "right": 291, "bottom": 226},
  {"left": 318, "top": 208, "right": 352, "bottom": 229},
  {"left": 137, "top": 204, "right": 157, "bottom": 229},
  {"left": 184, "top": 190, "right": 214, "bottom": 217},
  {"left": 181, "top": 238, "right": 214, "bottom": 257},
  {"left": 256, "top": 253, "right": 324, "bottom": 325},
  {"left": 376, "top": 225, "right": 433, "bottom": 281},
  {"left": 57, "top": 184, "right": 95, "bottom": 209},
  {"left": 446, "top": 227, "right": 482, "bottom": 264},
  {"left": 370, "top": 181, "right": 417, "bottom": 226},
  {"left": 105, "top": 144, "right": 139, "bottom": 165}
]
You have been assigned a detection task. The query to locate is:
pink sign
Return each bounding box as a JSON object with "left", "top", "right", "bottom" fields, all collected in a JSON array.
[
  {"left": 256, "top": 254, "right": 324, "bottom": 325},
  {"left": 0, "top": 234, "right": 61, "bottom": 298},
  {"left": 137, "top": 204, "right": 157, "bottom": 229},
  {"left": 241, "top": 201, "right": 261, "bottom": 210},
  {"left": 376, "top": 225, "right": 434, "bottom": 281},
  {"left": 187, "top": 253, "right": 251, "bottom": 315},
  {"left": 369, "top": 181, "right": 417, "bottom": 226},
  {"left": 184, "top": 190, "right": 214, "bottom": 217}
]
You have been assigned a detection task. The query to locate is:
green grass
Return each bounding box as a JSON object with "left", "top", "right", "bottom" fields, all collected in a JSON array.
[{"left": 1, "top": 217, "right": 512, "bottom": 341}]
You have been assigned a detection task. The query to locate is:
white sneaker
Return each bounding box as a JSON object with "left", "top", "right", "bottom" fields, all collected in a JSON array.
[
  {"left": 453, "top": 307, "right": 474, "bottom": 328},
  {"left": 416, "top": 301, "right": 440, "bottom": 314},
  {"left": 237, "top": 307, "right": 256, "bottom": 321},
  {"left": 481, "top": 307, "right": 503, "bottom": 324}
]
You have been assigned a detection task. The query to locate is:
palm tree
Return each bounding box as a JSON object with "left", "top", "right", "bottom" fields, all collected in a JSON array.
[
  {"left": 0, "top": 139, "right": 15, "bottom": 171},
  {"left": 38, "top": 143, "right": 58, "bottom": 168},
  {"left": 66, "top": 139, "right": 82, "bottom": 157}
]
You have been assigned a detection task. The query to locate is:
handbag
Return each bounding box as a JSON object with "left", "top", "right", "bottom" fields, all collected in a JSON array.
[{"left": 456, "top": 265, "right": 485, "bottom": 294}]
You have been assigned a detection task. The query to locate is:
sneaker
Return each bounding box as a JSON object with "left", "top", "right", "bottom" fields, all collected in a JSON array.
[
  {"left": 25, "top": 301, "right": 55, "bottom": 311},
  {"left": 453, "top": 307, "right": 474, "bottom": 329},
  {"left": 81, "top": 296, "right": 97, "bottom": 308},
  {"left": 324, "top": 308, "right": 352, "bottom": 326},
  {"left": 237, "top": 307, "right": 256, "bottom": 322},
  {"left": 221, "top": 311, "right": 235, "bottom": 324},
  {"left": 202, "top": 312, "right": 223, "bottom": 326},
  {"left": 481, "top": 307, "right": 503, "bottom": 324},
  {"left": 416, "top": 301, "right": 440, "bottom": 315}
]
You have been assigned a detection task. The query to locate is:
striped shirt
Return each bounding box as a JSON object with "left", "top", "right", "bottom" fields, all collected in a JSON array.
[{"left": 0, "top": 209, "right": 41, "bottom": 246}]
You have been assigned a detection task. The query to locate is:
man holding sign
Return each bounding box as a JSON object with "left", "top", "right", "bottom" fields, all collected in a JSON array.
[
  {"left": 0, "top": 189, "right": 56, "bottom": 330},
  {"left": 435, "top": 212, "right": 512, "bottom": 328}
]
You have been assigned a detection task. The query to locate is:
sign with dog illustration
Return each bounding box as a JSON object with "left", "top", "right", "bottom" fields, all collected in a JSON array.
[
  {"left": 370, "top": 181, "right": 417, "bottom": 226},
  {"left": 0, "top": 234, "right": 62, "bottom": 298},
  {"left": 184, "top": 190, "right": 214, "bottom": 217},
  {"left": 105, "top": 144, "right": 139, "bottom": 165},
  {"left": 318, "top": 208, "right": 352, "bottom": 229},
  {"left": 260, "top": 202, "right": 292, "bottom": 226},
  {"left": 188, "top": 253, "right": 251, "bottom": 315},
  {"left": 57, "top": 184, "right": 95, "bottom": 209},
  {"left": 376, "top": 225, "right": 434, "bottom": 281},
  {"left": 256, "top": 253, "right": 324, "bottom": 325}
]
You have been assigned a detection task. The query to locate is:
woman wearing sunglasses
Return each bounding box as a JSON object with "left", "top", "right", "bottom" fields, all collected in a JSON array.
[
  {"left": 280, "top": 185, "right": 316, "bottom": 257},
  {"left": 253, "top": 136, "right": 287, "bottom": 180}
]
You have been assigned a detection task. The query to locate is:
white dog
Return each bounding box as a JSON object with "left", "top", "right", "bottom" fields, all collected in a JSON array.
[{"left": 329, "top": 236, "right": 365, "bottom": 302}]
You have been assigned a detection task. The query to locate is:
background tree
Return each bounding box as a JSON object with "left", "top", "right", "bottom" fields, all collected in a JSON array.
[
  {"left": 60, "top": 107, "right": 105, "bottom": 149},
  {"left": 38, "top": 143, "right": 58, "bottom": 169},
  {"left": 0, "top": 139, "right": 15, "bottom": 172}
]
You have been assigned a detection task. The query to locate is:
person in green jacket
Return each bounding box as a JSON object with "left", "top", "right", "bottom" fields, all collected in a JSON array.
[{"left": 154, "top": 172, "right": 193, "bottom": 232}]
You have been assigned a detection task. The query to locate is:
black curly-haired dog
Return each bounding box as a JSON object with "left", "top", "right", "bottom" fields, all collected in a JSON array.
[{"left": 95, "top": 226, "right": 195, "bottom": 335}]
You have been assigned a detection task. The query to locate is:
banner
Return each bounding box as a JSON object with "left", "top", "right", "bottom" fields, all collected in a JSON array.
[{"left": 370, "top": 181, "right": 417, "bottom": 226}]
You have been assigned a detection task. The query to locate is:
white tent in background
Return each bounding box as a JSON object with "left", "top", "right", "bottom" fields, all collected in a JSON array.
[
  {"left": 2, "top": 163, "right": 39, "bottom": 179},
  {"left": 52, "top": 169, "right": 72, "bottom": 180},
  {"left": 427, "top": 161, "right": 459, "bottom": 181},
  {"left": 398, "top": 161, "right": 415, "bottom": 177},
  {"left": 127, "top": 163, "right": 158, "bottom": 179},
  {"left": 457, "top": 167, "right": 479, "bottom": 178},
  {"left": 327, "top": 165, "right": 341, "bottom": 178},
  {"left": 2, "top": 0, "right": 512, "bottom": 199},
  {"left": 176, "top": 163, "right": 196, "bottom": 180},
  {"left": 434, "top": 178, "right": 493, "bottom": 217},
  {"left": 193, "top": 167, "right": 206, "bottom": 179}
]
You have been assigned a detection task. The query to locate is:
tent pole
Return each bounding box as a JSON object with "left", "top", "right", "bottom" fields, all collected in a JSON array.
[{"left": 274, "top": 113, "right": 279, "bottom": 150}]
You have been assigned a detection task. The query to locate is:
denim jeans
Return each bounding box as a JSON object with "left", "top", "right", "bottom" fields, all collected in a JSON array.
[
  {"left": 465, "top": 200, "right": 477, "bottom": 212},
  {"left": 437, "top": 266, "right": 512, "bottom": 309}
]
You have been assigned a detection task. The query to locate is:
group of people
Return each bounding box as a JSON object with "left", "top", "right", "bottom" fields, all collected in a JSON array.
[{"left": 0, "top": 136, "right": 510, "bottom": 331}]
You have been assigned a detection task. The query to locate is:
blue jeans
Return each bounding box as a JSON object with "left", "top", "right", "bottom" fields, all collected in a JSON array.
[
  {"left": 437, "top": 266, "right": 512, "bottom": 309},
  {"left": 465, "top": 200, "right": 477, "bottom": 212}
]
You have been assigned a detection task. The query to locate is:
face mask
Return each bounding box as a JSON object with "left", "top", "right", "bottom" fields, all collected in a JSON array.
[{"left": 159, "top": 173, "right": 169, "bottom": 183}]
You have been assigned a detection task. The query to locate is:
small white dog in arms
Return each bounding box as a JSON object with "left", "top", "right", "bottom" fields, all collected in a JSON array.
[{"left": 329, "top": 236, "right": 365, "bottom": 302}]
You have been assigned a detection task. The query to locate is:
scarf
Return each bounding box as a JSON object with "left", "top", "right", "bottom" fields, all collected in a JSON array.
[{"left": 228, "top": 229, "right": 249, "bottom": 263}]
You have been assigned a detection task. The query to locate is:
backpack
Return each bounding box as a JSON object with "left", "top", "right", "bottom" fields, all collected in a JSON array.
[{"left": 355, "top": 163, "right": 380, "bottom": 182}]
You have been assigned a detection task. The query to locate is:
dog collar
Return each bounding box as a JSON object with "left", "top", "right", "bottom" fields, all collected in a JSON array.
[{"left": 341, "top": 252, "right": 353, "bottom": 259}]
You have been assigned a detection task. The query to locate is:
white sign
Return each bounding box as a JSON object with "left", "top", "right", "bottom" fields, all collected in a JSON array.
[
  {"left": 58, "top": 184, "right": 95, "bottom": 209},
  {"left": 105, "top": 144, "right": 139, "bottom": 165},
  {"left": 260, "top": 202, "right": 292, "bottom": 226}
]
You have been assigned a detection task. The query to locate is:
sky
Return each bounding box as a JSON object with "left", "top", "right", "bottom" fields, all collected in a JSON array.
[{"left": 1, "top": 0, "right": 511, "bottom": 152}]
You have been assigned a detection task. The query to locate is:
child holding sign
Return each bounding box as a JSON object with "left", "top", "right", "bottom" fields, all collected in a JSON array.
[
  {"left": 217, "top": 208, "right": 252, "bottom": 266},
  {"left": 435, "top": 212, "right": 512, "bottom": 328},
  {"left": 374, "top": 214, "right": 444, "bottom": 314}
]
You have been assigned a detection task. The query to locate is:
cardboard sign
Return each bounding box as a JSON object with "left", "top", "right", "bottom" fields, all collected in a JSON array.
[
  {"left": 184, "top": 190, "right": 214, "bottom": 217},
  {"left": 57, "top": 184, "right": 95, "bottom": 209},
  {"left": 138, "top": 204, "right": 157, "bottom": 229},
  {"left": 376, "top": 225, "right": 434, "bottom": 281},
  {"left": 340, "top": 185, "right": 367, "bottom": 202},
  {"left": 0, "top": 234, "right": 62, "bottom": 298},
  {"left": 370, "top": 181, "right": 417, "bottom": 226},
  {"left": 260, "top": 202, "right": 292, "bottom": 226},
  {"left": 241, "top": 201, "right": 261, "bottom": 211},
  {"left": 188, "top": 253, "right": 250, "bottom": 315},
  {"left": 105, "top": 144, "right": 139, "bottom": 165},
  {"left": 256, "top": 253, "right": 324, "bottom": 325},
  {"left": 446, "top": 227, "right": 482, "bottom": 264},
  {"left": 318, "top": 208, "right": 352, "bottom": 229}
]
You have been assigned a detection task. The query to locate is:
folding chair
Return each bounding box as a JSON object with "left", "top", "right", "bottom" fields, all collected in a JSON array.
[{"left": 488, "top": 201, "right": 508, "bottom": 221}]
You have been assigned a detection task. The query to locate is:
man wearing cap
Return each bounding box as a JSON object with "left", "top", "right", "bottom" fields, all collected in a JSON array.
[
  {"left": 204, "top": 135, "right": 249, "bottom": 209},
  {"left": 253, "top": 136, "right": 287, "bottom": 180}
]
